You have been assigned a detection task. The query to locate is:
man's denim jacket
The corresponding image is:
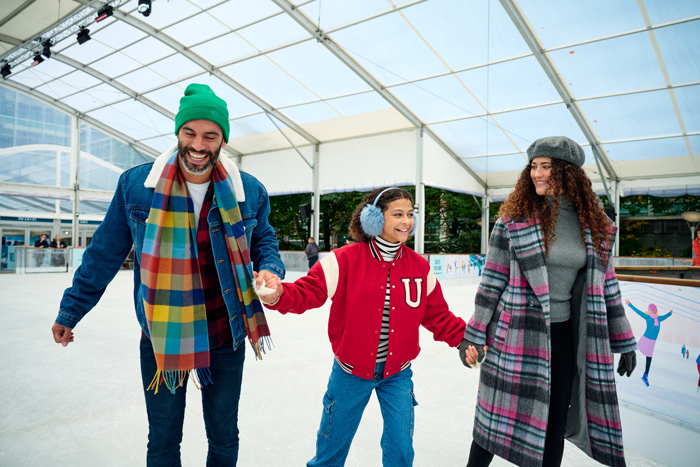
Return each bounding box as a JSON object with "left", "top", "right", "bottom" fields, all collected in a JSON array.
[{"left": 56, "top": 156, "right": 285, "bottom": 351}]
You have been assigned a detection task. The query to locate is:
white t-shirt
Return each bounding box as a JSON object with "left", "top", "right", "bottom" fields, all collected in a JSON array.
[{"left": 186, "top": 181, "right": 211, "bottom": 222}]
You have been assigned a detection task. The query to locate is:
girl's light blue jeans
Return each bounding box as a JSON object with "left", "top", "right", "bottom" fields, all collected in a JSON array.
[{"left": 307, "top": 359, "right": 418, "bottom": 467}]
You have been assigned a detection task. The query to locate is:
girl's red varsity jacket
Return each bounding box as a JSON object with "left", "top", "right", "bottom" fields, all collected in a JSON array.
[{"left": 266, "top": 241, "right": 467, "bottom": 380}]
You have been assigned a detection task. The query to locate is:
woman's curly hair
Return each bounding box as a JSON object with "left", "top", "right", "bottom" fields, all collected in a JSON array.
[
  {"left": 349, "top": 187, "right": 414, "bottom": 243},
  {"left": 499, "top": 158, "right": 613, "bottom": 266}
]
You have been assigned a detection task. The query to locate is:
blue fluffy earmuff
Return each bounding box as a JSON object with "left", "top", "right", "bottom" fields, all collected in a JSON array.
[{"left": 359, "top": 187, "right": 417, "bottom": 238}]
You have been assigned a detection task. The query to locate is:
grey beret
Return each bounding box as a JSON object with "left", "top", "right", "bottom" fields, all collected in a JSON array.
[{"left": 527, "top": 136, "right": 585, "bottom": 167}]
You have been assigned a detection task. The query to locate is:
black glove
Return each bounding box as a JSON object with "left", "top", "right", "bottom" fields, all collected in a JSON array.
[
  {"left": 617, "top": 351, "right": 636, "bottom": 377},
  {"left": 458, "top": 339, "right": 486, "bottom": 369}
]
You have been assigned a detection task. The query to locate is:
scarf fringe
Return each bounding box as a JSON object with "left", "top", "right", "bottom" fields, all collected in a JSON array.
[
  {"left": 146, "top": 368, "right": 212, "bottom": 394},
  {"left": 250, "top": 335, "right": 274, "bottom": 360}
]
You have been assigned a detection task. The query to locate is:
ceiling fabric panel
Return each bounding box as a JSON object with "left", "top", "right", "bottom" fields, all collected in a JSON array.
[
  {"left": 297, "top": 0, "right": 401, "bottom": 30},
  {"left": 519, "top": 0, "right": 645, "bottom": 48},
  {"left": 240, "top": 148, "right": 314, "bottom": 196},
  {"left": 318, "top": 132, "right": 417, "bottom": 193},
  {"left": 550, "top": 33, "right": 667, "bottom": 98},
  {"left": 423, "top": 134, "right": 485, "bottom": 197},
  {"left": 579, "top": 90, "right": 682, "bottom": 141},
  {"left": 235, "top": 13, "right": 309, "bottom": 50},
  {"left": 454, "top": 56, "right": 561, "bottom": 113},
  {"left": 654, "top": 22, "right": 700, "bottom": 85},
  {"left": 644, "top": 0, "right": 700, "bottom": 25}
]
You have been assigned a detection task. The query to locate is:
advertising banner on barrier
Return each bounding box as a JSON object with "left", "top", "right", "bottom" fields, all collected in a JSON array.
[
  {"left": 616, "top": 280, "right": 700, "bottom": 427},
  {"left": 429, "top": 254, "right": 485, "bottom": 280}
]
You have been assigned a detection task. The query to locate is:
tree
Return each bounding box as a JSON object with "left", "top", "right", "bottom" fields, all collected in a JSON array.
[
  {"left": 319, "top": 191, "right": 366, "bottom": 250},
  {"left": 268, "top": 193, "right": 311, "bottom": 250}
]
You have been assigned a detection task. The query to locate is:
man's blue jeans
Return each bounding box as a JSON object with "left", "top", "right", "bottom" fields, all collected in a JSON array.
[
  {"left": 308, "top": 360, "right": 418, "bottom": 467},
  {"left": 139, "top": 335, "right": 245, "bottom": 467}
]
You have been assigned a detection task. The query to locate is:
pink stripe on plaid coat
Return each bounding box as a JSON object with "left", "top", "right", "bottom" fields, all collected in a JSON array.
[{"left": 465, "top": 216, "right": 637, "bottom": 467}]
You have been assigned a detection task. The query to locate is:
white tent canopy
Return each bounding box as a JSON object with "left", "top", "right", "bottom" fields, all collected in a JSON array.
[{"left": 1, "top": 0, "right": 699, "bottom": 250}]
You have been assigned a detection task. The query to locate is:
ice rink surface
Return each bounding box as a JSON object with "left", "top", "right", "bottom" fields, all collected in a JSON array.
[{"left": 0, "top": 270, "right": 672, "bottom": 466}]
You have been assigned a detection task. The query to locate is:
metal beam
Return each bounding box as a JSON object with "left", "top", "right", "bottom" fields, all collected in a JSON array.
[
  {"left": 272, "top": 0, "right": 487, "bottom": 189},
  {"left": 111, "top": 9, "right": 320, "bottom": 146},
  {"left": 499, "top": 0, "right": 618, "bottom": 191},
  {"left": 0, "top": 79, "right": 158, "bottom": 159},
  {"left": 414, "top": 127, "right": 425, "bottom": 254},
  {"left": 0, "top": 33, "right": 22, "bottom": 46},
  {"left": 312, "top": 144, "right": 320, "bottom": 240}
]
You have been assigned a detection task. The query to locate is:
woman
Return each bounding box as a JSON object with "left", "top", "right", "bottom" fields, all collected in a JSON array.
[{"left": 461, "top": 136, "right": 638, "bottom": 467}]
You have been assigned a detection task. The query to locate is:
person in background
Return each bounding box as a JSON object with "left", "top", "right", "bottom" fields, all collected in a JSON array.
[
  {"left": 50, "top": 234, "right": 67, "bottom": 249},
  {"left": 260, "top": 187, "right": 479, "bottom": 467},
  {"left": 34, "top": 234, "right": 49, "bottom": 248},
  {"left": 697, "top": 352, "right": 700, "bottom": 393},
  {"left": 301, "top": 236, "right": 320, "bottom": 269},
  {"left": 461, "top": 136, "right": 638, "bottom": 467},
  {"left": 50, "top": 234, "right": 68, "bottom": 267},
  {"left": 33, "top": 233, "right": 50, "bottom": 267},
  {"left": 50, "top": 83, "right": 285, "bottom": 466}
]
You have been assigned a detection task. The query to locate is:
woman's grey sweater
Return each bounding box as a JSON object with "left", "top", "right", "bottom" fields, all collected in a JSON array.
[{"left": 547, "top": 196, "right": 587, "bottom": 323}]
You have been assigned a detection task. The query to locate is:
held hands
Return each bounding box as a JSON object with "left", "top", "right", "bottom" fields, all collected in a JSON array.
[
  {"left": 253, "top": 270, "right": 283, "bottom": 305},
  {"left": 51, "top": 322, "right": 74, "bottom": 347},
  {"left": 617, "top": 351, "right": 636, "bottom": 377},
  {"left": 458, "top": 339, "right": 488, "bottom": 369}
]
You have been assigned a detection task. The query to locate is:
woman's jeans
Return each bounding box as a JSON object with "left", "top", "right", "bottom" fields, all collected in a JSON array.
[
  {"left": 467, "top": 319, "right": 575, "bottom": 467},
  {"left": 308, "top": 360, "right": 418, "bottom": 467},
  {"left": 139, "top": 335, "right": 245, "bottom": 467}
]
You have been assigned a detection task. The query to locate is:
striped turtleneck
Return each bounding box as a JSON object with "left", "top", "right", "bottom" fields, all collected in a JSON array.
[{"left": 373, "top": 235, "right": 401, "bottom": 363}]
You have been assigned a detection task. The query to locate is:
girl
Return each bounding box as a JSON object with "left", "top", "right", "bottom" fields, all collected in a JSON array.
[
  {"left": 625, "top": 299, "right": 673, "bottom": 387},
  {"left": 259, "top": 187, "right": 480, "bottom": 467},
  {"left": 461, "top": 136, "right": 638, "bottom": 467}
]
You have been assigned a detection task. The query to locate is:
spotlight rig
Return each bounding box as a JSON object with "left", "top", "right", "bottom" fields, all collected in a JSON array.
[
  {"left": 0, "top": 1, "right": 131, "bottom": 74},
  {"left": 31, "top": 39, "right": 52, "bottom": 67},
  {"left": 95, "top": 5, "right": 114, "bottom": 23},
  {"left": 138, "top": 0, "right": 152, "bottom": 17},
  {"left": 76, "top": 26, "right": 91, "bottom": 45},
  {"left": 1, "top": 62, "right": 11, "bottom": 79}
]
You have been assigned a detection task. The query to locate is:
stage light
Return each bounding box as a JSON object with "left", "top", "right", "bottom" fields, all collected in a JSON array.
[
  {"left": 95, "top": 5, "right": 114, "bottom": 22},
  {"left": 76, "top": 26, "right": 91, "bottom": 45},
  {"left": 31, "top": 53, "right": 44, "bottom": 67},
  {"left": 138, "top": 0, "right": 152, "bottom": 17},
  {"left": 1, "top": 62, "right": 11, "bottom": 78},
  {"left": 41, "top": 40, "right": 52, "bottom": 60}
]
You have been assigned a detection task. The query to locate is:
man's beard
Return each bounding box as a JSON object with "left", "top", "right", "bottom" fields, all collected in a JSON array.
[{"left": 177, "top": 140, "right": 222, "bottom": 175}]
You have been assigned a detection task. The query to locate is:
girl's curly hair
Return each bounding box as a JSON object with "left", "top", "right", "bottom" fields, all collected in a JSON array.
[
  {"left": 349, "top": 187, "right": 414, "bottom": 243},
  {"left": 499, "top": 158, "right": 613, "bottom": 266}
]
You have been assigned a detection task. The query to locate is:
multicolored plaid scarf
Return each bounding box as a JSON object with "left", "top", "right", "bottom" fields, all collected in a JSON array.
[{"left": 140, "top": 151, "right": 271, "bottom": 394}]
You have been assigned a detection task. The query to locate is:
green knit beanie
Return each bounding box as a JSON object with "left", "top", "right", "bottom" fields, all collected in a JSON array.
[{"left": 174, "top": 84, "right": 230, "bottom": 142}]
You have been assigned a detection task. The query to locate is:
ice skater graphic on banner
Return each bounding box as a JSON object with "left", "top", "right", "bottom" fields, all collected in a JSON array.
[{"left": 625, "top": 299, "right": 673, "bottom": 387}]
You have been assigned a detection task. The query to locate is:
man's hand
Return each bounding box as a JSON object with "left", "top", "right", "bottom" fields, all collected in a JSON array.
[
  {"left": 52, "top": 322, "right": 74, "bottom": 347},
  {"left": 253, "top": 270, "right": 283, "bottom": 305}
]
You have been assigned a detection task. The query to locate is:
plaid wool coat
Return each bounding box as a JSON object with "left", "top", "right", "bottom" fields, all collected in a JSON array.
[{"left": 465, "top": 216, "right": 637, "bottom": 467}]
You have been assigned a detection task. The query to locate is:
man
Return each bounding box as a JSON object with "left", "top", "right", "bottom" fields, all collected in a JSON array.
[
  {"left": 51, "top": 84, "right": 285, "bottom": 466},
  {"left": 33, "top": 233, "right": 49, "bottom": 266},
  {"left": 301, "top": 236, "right": 320, "bottom": 269}
]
